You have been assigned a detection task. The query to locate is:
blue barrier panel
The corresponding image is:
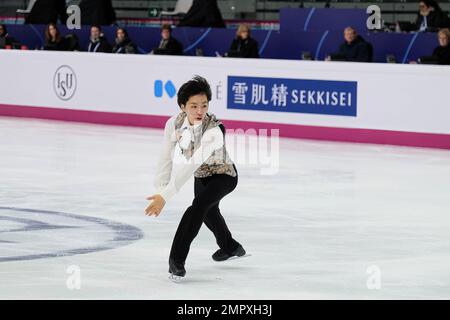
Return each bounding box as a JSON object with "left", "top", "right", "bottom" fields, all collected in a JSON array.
[
  {"left": 280, "top": 8, "right": 369, "bottom": 34},
  {"left": 405, "top": 32, "right": 439, "bottom": 62},
  {"left": 3, "top": 24, "right": 440, "bottom": 64}
]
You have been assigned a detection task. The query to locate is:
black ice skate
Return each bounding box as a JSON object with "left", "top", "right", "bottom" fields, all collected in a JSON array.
[
  {"left": 168, "top": 259, "right": 186, "bottom": 282},
  {"left": 212, "top": 245, "right": 246, "bottom": 262}
]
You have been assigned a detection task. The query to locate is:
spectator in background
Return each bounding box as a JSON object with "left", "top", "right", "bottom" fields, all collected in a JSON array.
[
  {"left": 415, "top": 0, "right": 450, "bottom": 32},
  {"left": 79, "top": 0, "right": 116, "bottom": 26},
  {"left": 151, "top": 24, "right": 183, "bottom": 55},
  {"left": 25, "top": 0, "right": 67, "bottom": 25},
  {"left": 433, "top": 28, "right": 450, "bottom": 64},
  {"left": 419, "top": 28, "right": 450, "bottom": 64},
  {"left": 112, "top": 28, "right": 137, "bottom": 54},
  {"left": 0, "top": 24, "right": 16, "bottom": 48},
  {"left": 227, "top": 24, "right": 259, "bottom": 58},
  {"left": 178, "top": 0, "right": 225, "bottom": 28},
  {"left": 43, "top": 23, "right": 67, "bottom": 51},
  {"left": 65, "top": 33, "right": 80, "bottom": 51},
  {"left": 331, "top": 27, "right": 372, "bottom": 62},
  {"left": 87, "top": 25, "right": 112, "bottom": 53}
]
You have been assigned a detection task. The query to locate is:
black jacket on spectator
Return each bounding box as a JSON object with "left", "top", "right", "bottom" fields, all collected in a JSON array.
[
  {"left": 0, "top": 25, "right": 16, "bottom": 47},
  {"left": 25, "top": 0, "right": 67, "bottom": 24},
  {"left": 113, "top": 38, "right": 137, "bottom": 54},
  {"left": 227, "top": 37, "right": 259, "bottom": 58},
  {"left": 415, "top": 10, "right": 450, "bottom": 31},
  {"left": 432, "top": 45, "right": 450, "bottom": 64},
  {"left": 338, "top": 35, "right": 372, "bottom": 62},
  {"left": 178, "top": 0, "right": 225, "bottom": 28},
  {"left": 0, "top": 34, "right": 15, "bottom": 47},
  {"left": 65, "top": 33, "right": 80, "bottom": 51},
  {"left": 153, "top": 37, "right": 183, "bottom": 55},
  {"left": 79, "top": 0, "right": 116, "bottom": 26},
  {"left": 43, "top": 38, "right": 67, "bottom": 51},
  {"left": 87, "top": 37, "right": 112, "bottom": 53}
]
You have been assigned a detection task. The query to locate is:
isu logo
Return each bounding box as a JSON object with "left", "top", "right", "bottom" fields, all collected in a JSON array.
[{"left": 53, "top": 65, "right": 77, "bottom": 101}]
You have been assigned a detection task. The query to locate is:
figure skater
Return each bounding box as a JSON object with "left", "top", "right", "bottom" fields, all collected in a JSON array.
[{"left": 145, "top": 75, "right": 245, "bottom": 281}]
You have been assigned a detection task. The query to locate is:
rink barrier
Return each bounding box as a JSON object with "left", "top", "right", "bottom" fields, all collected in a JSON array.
[
  {"left": 3, "top": 23, "right": 441, "bottom": 63},
  {"left": 1, "top": 104, "right": 449, "bottom": 150}
]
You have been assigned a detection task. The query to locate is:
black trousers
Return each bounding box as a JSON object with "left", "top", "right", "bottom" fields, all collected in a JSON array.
[{"left": 169, "top": 172, "right": 240, "bottom": 264}]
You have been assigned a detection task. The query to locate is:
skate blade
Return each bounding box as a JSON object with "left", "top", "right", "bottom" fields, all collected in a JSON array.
[
  {"left": 168, "top": 274, "right": 184, "bottom": 283},
  {"left": 221, "top": 253, "right": 252, "bottom": 262}
]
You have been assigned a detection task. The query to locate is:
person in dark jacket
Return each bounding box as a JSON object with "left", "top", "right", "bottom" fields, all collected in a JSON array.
[
  {"left": 79, "top": 0, "right": 116, "bottom": 26},
  {"left": 151, "top": 24, "right": 183, "bottom": 55},
  {"left": 87, "top": 25, "right": 112, "bottom": 53},
  {"left": 25, "top": 0, "right": 67, "bottom": 25},
  {"left": 0, "top": 24, "right": 16, "bottom": 48},
  {"left": 335, "top": 27, "right": 372, "bottom": 62},
  {"left": 112, "top": 28, "right": 137, "bottom": 54},
  {"left": 433, "top": 28, "right": 450, "bottom": 64},
  {"left": 419, "top": 28, "right": 450, "bottom": 64},
  {"left": 178, "top": 0, "right": 225, "bottom": 28},
  {"left": 227, "top": 24, "right": 259, "bottom": 58},
  {"left": 43, "top": 23, "right": 67, "bottom": 51},
  {"left": 415, "top": 0, "right": 450, "bottom": 32}
]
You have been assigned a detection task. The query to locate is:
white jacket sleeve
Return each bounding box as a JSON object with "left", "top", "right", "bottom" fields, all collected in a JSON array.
[
  {"left": 153, "top": 116, "right": 177, "bottom": 194},
  {"left": 158, "top": 126, "right": 224, "bottom": 203}
]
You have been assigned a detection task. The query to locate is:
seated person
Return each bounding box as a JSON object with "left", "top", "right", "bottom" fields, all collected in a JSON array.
[
  {"left": 151, "top": 24, "right": 183, "bottom": 56},
  {"left": 226, "top": 24, "right": 259, "bottom": 58},
  {"left": 43, "top": 23, "right": 67, "bottom": 51},
  {"left": 112, "top": 28, "right": 137, "bottom": 54},
  {"left": 419, "top": 28, "right": 450, "bottom": 64},
  {"left": 178, "top": 0, "right": 225, "bottom": 28},
  {"left": 415, "top": 0, "right": 450, "bottom": 32},
  {"left": 0, "top": 24, "right": 16, "bottom": 48},
  {"left": 65, "top": 33, "right": 80, "bottom": 51},
  {"left": 331, "top": 27, "right": 372, "bottom": 62},
  {"left": 87, "top": 25, "right": 111, "bottom": 53}
]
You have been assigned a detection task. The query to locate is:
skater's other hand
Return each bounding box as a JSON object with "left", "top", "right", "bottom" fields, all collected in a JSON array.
[{"left": 145, "top": 194, "right": 166, "bottom": 217}]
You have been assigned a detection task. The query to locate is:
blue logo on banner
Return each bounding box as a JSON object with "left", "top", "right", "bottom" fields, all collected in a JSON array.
[
  {"left": 227, "top": 76, "right": 357, "bottom": 117},
  {"left": 154, "top": 80, "right": 176, "bottom": 98}
]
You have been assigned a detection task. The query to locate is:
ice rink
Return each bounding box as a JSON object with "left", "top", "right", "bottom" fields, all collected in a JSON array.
[{"left": 0, "top": 116, "right": 449, "bottom": 299}]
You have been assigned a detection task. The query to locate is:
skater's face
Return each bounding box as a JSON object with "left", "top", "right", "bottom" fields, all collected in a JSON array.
[{"left": 181, "top": 94, "right": 209, "bottom": 125}]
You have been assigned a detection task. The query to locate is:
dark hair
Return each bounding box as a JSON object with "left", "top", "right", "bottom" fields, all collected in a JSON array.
[
  {"left": 420, "top": 0, "right": 442, "bottom": 12},
  {"left": 91, "top": 25, "right": 102, "bottom": 32},
  {"left": 45, "top": 23, "right": 61, "bottom": 43},
  {"left": 161, "top": 24, "right": 172, "bottom": 33},
  {"left": 177, "top": 75, "right": 212, "bottom": 108},
  {"left": 0, "top": 24, "right": 6, "bottom": 37},
  {"left": 116, "top": 27, "right": 128, "bottom": 38}
]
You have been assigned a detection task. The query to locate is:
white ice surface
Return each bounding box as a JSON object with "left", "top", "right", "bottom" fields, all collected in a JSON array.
[{"left": 0, "top": 117, "right": 449, "bottom": 299}]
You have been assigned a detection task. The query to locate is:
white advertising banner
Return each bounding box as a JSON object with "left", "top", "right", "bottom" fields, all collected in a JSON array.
[{"left": 1, "top": 50, "right": 449, "bottom": 136}]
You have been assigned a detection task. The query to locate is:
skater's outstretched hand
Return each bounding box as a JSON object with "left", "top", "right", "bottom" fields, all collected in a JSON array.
[{"left": 145, "top": 194, "right": 166, "bottom": 217}]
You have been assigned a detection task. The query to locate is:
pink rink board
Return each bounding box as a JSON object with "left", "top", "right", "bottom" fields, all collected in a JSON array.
[{"left": 1, "top": 104, "right": 449, "bottom": 150}]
